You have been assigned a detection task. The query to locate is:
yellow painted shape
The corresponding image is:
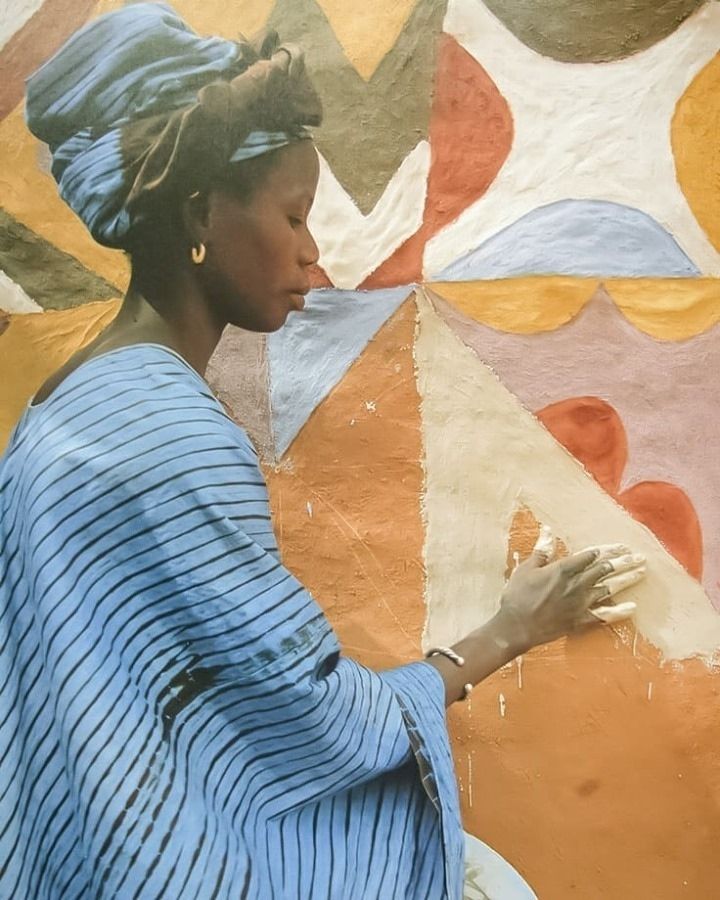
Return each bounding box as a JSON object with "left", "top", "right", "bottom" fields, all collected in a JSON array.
[
  {"left": 430, "top": 276, "right": 720, "bottom": 339},
  {"left": 91, "top": 0, "right": 126, "bottom": 15},
  {"left": 162, "top": 0, "right": 273, "bottom": 39},
  {"left": 672, "top": 53, "right": 720, "bottom": 253},
  {"left": 0, "top": 106, "right": 128, "bottom": 290},
  {"left": 93, "top": 0, "right": 273, "bottom": 35},
  {"left": 0, "top": 300, "right": 120, "bottom": 451},
  {"left": 606, "top": 278, "right": 720, "bottom": 340},
  {"left": 428, "top": 277, "right": 599, "bottom": 334},
  {"left": 316, "top": 0, "right": 419, "bottom": 80}
]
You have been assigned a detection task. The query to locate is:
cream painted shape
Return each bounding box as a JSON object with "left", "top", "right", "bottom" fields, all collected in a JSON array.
[
  {"left": 425, "top": 0, "right": 720, "bottom": 277},
  {"left": 0, "top": 0, "right": 45, "bottom": 51},
  {"left": 309, "top": 142, "right": 430, "bottom": 289},
  {"left": 0, "top": 270, "right": 42, "bottom": 313},
  {"left": 414, "top": 288, "right": 720, "bottom": 662}
]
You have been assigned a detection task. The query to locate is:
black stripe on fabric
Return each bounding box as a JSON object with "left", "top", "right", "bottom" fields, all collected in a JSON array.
[
  {"left": 122, "top": 555, "right": 289, "bottom": 670},
  {"left": 25, "top": 348, "right": 216, "bottom": 439},
  {"left": 1, "top": 365, "right": 167, "bottom": 466},
  {"left": 146, "top": 843, "right": 185, "bottom": 900},
  {"left": 346, "top": 783, "right": 370, "bottom": 899},
  {"left": 13, "top": 382, "right": 210, "bottom": 498},
  {"left": 29, "top": 447, "right": 256, "bottom": 573},
  {"left": 30, "top": 806, "right": 78, "bottom": 898},
  {"left": 39, "top": 486, "right": 267, "bottom": 670},
  {"left": 57, "top": 856, "right": 90, "bottom": 900},
  {"left": 389, "top": 775, "right": 418, "bottom": 897},
  {"left": 54, "top": 524, "right": 259, "bottom": 681},
  {"left": 12, "top": 772, "right": 67, "bottom": 897},
  {"left": 3, "top": 459, "right": 265, "bottom": 658},
  {"left": 20, "top": 406, "right": 242, "bottom": 525},
  {"left": 62, "top": 566, "right": 306, "bottom": 819},
  {"left": 231, "top": 676, "right": 366, "bottom": 824},
  {"left": 4, "top": 530, "right": 256, "bottom": 807},
  {"left": 111, "top": 692, "right": 211, "bottom": 897},
  {"left": 307, "top": 803, "right": 321, "bottom": 893},
  {"left": 25, "top": 401, "right": 254, "bottom": 521},
  {"left": 0, "top": 734, "right": 59, "bottom": 850},
  {"left": 0, "top": 618, "right": 40, "bottom": 737},
  {"left": 47, "top": 506, "right": 237, "bottom": 688},
  {"left": 0, "top": 667, "right": 54, "bottom": 811},
  {"left": 81, "top": 612, "right": 324, "bottom": 884},
  {"left": 206, "top": 847, "right": 230, "bottom": 900},
  {"left": 120, "top": 703, "right": 211, "bottom": 892},
  {"left": 42, "top": 502, "right": 253, "bottom": 664}
]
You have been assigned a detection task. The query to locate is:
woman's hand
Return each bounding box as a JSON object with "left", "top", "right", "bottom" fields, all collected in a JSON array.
[
  {"left": 426, "top": 526, "right": 647, "bottom": 705},
  {"left": 495, "top": 527, "right": 646, "bottom": 654}
]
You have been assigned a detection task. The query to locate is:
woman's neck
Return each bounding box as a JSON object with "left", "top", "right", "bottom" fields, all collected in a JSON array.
[{"left": 99, "top": 270, "right": 225, "bottom": 376}]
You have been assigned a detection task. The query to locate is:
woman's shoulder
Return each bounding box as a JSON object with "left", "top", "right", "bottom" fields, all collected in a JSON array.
[{"left": 5, "top": 343, "right": 256, "bottom": 467}]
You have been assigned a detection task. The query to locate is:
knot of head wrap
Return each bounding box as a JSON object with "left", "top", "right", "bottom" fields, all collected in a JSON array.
[{"left": 25, "top": 3, "right": 322, "bottom": 248}]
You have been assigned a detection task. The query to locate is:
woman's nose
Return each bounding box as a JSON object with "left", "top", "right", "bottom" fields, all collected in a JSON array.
[{"left": 301, "top": 224, "right": 320, "bottom": 267}]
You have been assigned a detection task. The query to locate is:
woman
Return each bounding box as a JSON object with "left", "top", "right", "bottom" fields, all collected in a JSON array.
[{"left": 0, "top": 4, "right": 645, "bottom": 898}]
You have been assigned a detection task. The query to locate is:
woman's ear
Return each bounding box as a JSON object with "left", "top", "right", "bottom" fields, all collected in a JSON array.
[{"left": 181, "top": 189, "right": 212, "bottom": 247}]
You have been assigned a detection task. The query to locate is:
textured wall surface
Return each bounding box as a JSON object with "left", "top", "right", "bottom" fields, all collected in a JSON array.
[{"left": 2, "top": 2, "right": 720, "bottom": 897}]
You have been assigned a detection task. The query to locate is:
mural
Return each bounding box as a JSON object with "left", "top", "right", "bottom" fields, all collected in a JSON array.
[{"left": 2, "top": 1, "right": 720, "bottom": 897}]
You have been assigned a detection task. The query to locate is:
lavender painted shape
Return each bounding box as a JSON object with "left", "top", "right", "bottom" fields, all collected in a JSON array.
[{"left": 435, "top": 200, "right": 699, "bottom": 280}]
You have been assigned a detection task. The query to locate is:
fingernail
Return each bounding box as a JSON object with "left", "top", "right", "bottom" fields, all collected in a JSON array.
[
  {"left": 599, "top": 543, "right": 630, "bottom": 555},
  {"left": 614, "top": 601, "right": 637, "bottom": 614},
  {"left": 632, "top": 553, "right": 646, "bottom": 564},
  {"left": 533, "top": 524, "right": 554, "bottom": 555}
]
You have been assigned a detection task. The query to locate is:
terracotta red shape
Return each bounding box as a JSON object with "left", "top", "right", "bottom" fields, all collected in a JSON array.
[
  {"left": 0, "top": 0, "right": 97, "bottom": 121},
  {"left": 537, "top": 397, "right": 627, "bottom": 495},
  {"left": 619, "top": 481, "right": 703, "bottom": 580},
  {"left": 361, "top": 34, "right": 513, "bottom": 287},
  {"left": 308, "top": 261, "right": 333, "bottom": 289},
  {"left": 537, "top": 396, "right": 703, "bottom": 579}
]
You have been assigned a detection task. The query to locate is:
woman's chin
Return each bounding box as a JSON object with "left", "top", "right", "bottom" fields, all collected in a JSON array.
[{"left": 289, "top": 292, "right": 306, "bottom": 312}]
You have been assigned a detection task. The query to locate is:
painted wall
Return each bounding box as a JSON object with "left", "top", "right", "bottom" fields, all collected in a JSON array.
[{"left": 2, "top": 2, "right": 720, "bottom": 897}]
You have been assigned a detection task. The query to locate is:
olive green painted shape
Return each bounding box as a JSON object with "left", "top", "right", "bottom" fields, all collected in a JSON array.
[
  {"left": 268, "top": 0, "right": 446, "bottom": 214},
  {"left": 0, "top": 208, "right": 119, "bottom": 310},
  {"left": 482, "top": 0, "right": 706, "bottom": 63}
]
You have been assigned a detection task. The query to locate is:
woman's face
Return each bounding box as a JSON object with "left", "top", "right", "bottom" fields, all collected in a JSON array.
[{"left": 199, "top": 140, "right": 320, "bottom": 333}]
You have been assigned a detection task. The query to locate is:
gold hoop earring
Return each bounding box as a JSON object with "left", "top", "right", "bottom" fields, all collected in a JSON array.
[{"left": 191, "top": 242, "right": 206, "bottom": 265}]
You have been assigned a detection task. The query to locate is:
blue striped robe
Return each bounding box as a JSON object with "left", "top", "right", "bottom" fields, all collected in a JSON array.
[{"left": 0, "top": 345, "right": 463, "bottom": 899}]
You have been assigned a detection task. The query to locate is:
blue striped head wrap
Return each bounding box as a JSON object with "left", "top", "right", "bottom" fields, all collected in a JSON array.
[{"left": 24, "top": 3, "right": 322, "bottom": 248}]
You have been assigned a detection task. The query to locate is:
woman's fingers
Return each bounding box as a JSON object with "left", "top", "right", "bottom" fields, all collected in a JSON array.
[
  {"left": 578, "top": 552, "right": 646, "bottom": 590},
  {"left": 588, "top": 565, "right": 646, "bottom": 605},
  {"left": 560, "top": 543, "right": 630, "bottom": 577},
  {"left": 588, "top": 600, "right": 638, "bottom": 624}
]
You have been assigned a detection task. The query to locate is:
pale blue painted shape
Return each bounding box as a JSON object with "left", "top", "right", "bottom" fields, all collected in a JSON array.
[
  {"left": 435, "top": 200, "right": 700, "bottom": 280},
  {"left": 268, "top": 286, "right": 413, "bottom": 458},
  {"left": 463, "top": 832, "right": 537, "bottom": 900}
]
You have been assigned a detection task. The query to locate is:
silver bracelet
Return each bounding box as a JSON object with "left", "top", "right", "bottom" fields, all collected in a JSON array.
[
  {"left": 425, "top": 646, "right": 465, "bottom": 667},
  {"left": 425, "top": 647, "right": 473, "bottom": 702}
]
